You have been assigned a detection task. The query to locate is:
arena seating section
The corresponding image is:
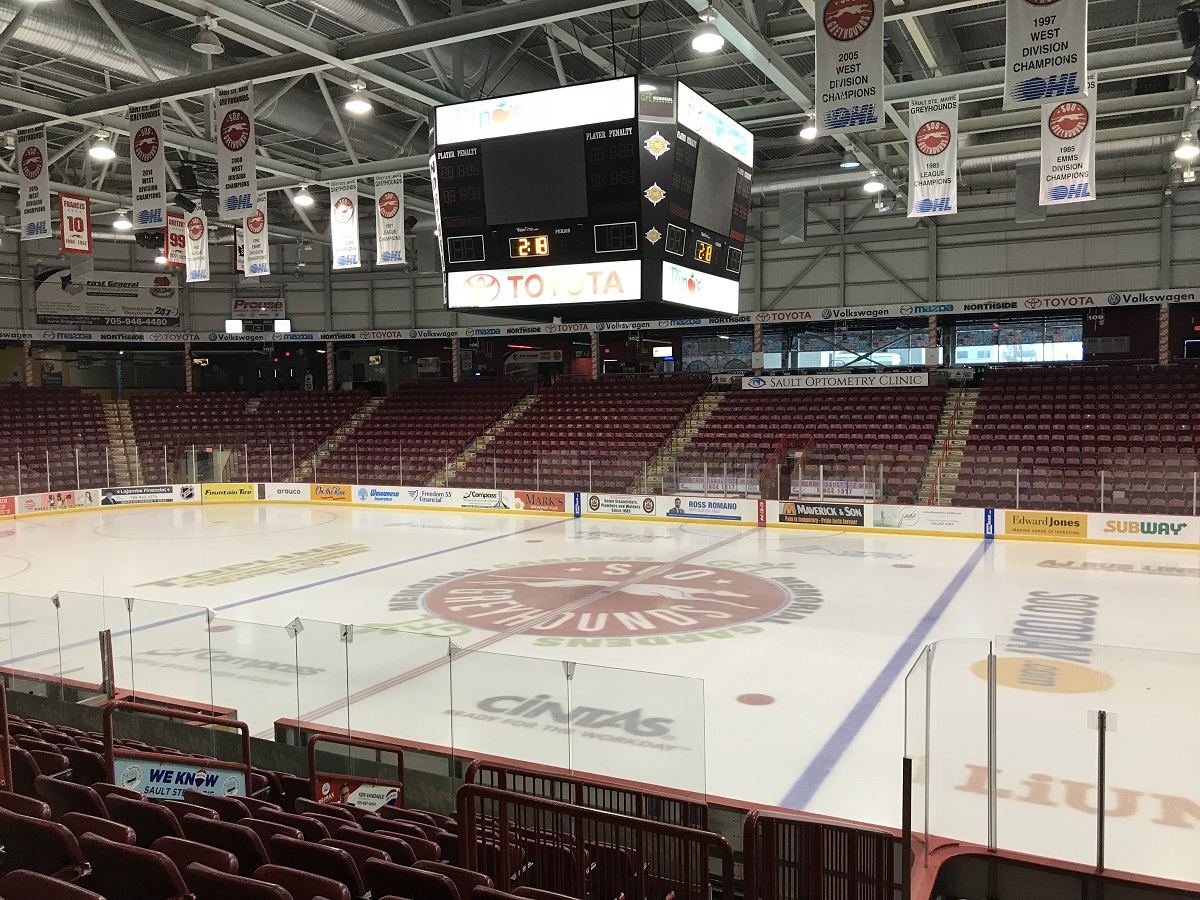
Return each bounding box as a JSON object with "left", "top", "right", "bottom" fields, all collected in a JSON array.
[
  {"left": 319, "top": 380, "right": 532, "bottom": 487},
  {"left": 451, "top": 376, "right": 708, "bottom": 493},
  {"left": 0, "top": 388, "right": 110, "bottom": 494},
  {"left": 244, "top": 391, "right": 369, "bottom": 481},
  {"left": 953, "top": 366, "right": 1200, "bottom": 513},
  {"left": 676, "top": 386, "right": 945, "bottom": 503}
]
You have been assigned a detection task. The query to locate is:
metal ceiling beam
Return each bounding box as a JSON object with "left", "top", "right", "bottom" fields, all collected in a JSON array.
[{"left": 0, "top": 0, "right": 630, "bottom": 132}]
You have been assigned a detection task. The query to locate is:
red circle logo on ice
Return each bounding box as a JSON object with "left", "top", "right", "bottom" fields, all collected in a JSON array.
[
  {"left": 20, "top": 145, "right": 43, "bottom": 181},
  {"left": 332, "top": 197, "right": 355, "bottom": 223},
  {"left": 187, "top": 216, "right": 205, "bottom": 241},
  {"left": 823, "top": 0, "right": 874, "bottom": 42},
  {"left": 1047, "top": 101, "right": 1089, "bottom": 140},
  {"left": 463, "top": 272, "right": 500, "bottom": 304},
  {"left": 915, "top": 120, "right": 951, "bottom": 156},
  {"left": 422, "top": 560, "right": 791, "bottom": 637},
  {"left": 220, "top": 109, "right": 251, "bottom": 152},
  {"left": 378, "top": 192, "right": 401, "bottom": 219},
  {"left": 133, "top": 125, "right": 160, "bottom": 163},
  {"left": 246, "top": 210, "right": 265, "bottom": 234}
]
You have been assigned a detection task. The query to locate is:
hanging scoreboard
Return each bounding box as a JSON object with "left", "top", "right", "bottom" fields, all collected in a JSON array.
[{"left": 431, "top": 76, "right": 753, "bottom": 319}]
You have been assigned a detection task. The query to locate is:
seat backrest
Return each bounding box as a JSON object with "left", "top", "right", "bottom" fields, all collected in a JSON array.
[
  {"left": 268, "top": 834, "right": 364, "bottom": 896},
  {"left": 364, "top": 816, "right": 440, "bottom": 859},
  {"left": 79, "top": 833, "right": 191, "bottom": 900},
  {"left": 378, "top": 806, "right": 437, "bottom": 827},
  {"left": 335, "top": 825, "right": 416, "bottom": 865},
  {"left": 256, "top": 807, "right": 330, "bottom": 842},
  {"left": 415, "top": 860, "right": 493, "bottom": 900},
  {"left": 513, "top": 887, "right": 577, "bottom": 900},
  {"left": 106, "top": 794, "right": 184, "bottom": 847},
  {"left": 240, "top": 796, "right": 282, "bottom": 818},
  {"left": 183, "top": 789, "right": 252, "bottom": 822},
  {"left": 152, "top": 835, "right": 239, "bottom": 876},
  {"left": 10, "top": 747, "right": 42, "bottom": 796},
  {"left": 0, "top": 790, "right": 51, "bottom": 818},
  {"left": 0, "top": 869, "right": 105, "bottom": 900},
  {"left": 61, "top": 747, "right": 108, "bottom": 786},
  {"left": 185, "top": 863, "right": 292, "bottom": 900},
  {"left": 319, "top": 837, "right": 388, "bottom": 880},
  {"left": 162, "top": 799, "right": 220, "bottom": 822},
  {"left": 0, "top": 806, "right": 89, "bottom": 879},
  {"left": 240, "top": 817, "right": 304, "bottom": 852},
  {"left": 27, "top": 748, "right": 70, "bottom": 777},
  {"left": 93, "top": 783, "right": 144, "bottom": 802},
  {"left": 35, "top": 774, "right": 110, "bottom": 819},
  {"left": 295, "top": 797, "right": 355, "bottom": 821},
  {"left": 366, "top": 857, "right": 459, "bottom": 900},
  {"left": 181, "top": 814, "right": 269, "bottom": 874},
  {"left": 61, "top": 811, "right": 137, "bottom": 845},
  {"left": 253, "top": 863, "right": 352, "bottom": 900}
]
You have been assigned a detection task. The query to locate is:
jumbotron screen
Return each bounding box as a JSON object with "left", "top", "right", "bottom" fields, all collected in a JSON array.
[{"left": 431, "top": 76, "right": 753, "bottom": 319}]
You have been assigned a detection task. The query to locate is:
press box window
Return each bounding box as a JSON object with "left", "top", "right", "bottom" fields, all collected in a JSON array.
[
  {"left": 446, "top": 235, "right": 485, "bottom": 263},
  {"left": 594, "top": 222, "right": 637, "bottom": 253}
]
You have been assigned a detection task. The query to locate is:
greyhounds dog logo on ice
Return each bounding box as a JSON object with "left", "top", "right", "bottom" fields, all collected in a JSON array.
[{"left": 417, "top": 559, "right": 825, "bottom": 640}]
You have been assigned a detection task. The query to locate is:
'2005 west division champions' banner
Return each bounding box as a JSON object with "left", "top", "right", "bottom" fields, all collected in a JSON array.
[
  {"left": 1004, "top": 0, "right": 1087, "bottom": 108},
  {"left": 814, "top": 0, "right": 884, "bottom": 135},
  {"left": 1039, "top": 72, "right": 1095, "bottom": 206},
  {"left": 907, "top": 94, "right": 958, "bottom": 218}
]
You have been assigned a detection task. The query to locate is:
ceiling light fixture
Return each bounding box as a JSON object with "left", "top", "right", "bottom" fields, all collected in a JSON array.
[
  {"left": 1174, "top": 131, "right": 1200, "bottom": 161},
  {"left": 88, "top": 131, "right": 116, "bottom": 161},
  {"left": 692, "top": 8, "right": 725, "bottom": 52},
  {"left": 839, "top": 150, "right": 861, "bottom": 168},
  {"left": 863, "top": 171, "right": 885, "bottom": 193},
  {"left": 112, "top": 210, "right": 133, "bottom": 231},
  {"left": 344, "top": 80, "right": 373, "bottom": 115},
  {"left": 799, "top": 116, "right": 818, "bottom": 140},
  {"left": 293, "top": 185, "right": 314, "bottom": 207},
  {"left": 192, "top": 17, "right": 224, "bottom": 55}
]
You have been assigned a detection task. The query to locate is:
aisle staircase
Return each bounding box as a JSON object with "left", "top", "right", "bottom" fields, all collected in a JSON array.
[
  {"left": 296, "top": 396, "right": 384, "bottom": 482},
  {"left": 917, "top": 387, "right": 979, "bottom": 505},
  {"left": 430, "top": 391, "right": 540, "bottom": 487},
  {"left": 634, "top": 386, "right": 724, "bottom": 493},
  {"left": 103, "top": 399, "right": 138, "bottom": 486}
]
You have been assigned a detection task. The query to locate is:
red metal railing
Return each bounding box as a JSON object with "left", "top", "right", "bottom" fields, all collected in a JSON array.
[
  {"left": 0, "top": 683, "right": 10, "bottom": 791},
  {"left": 464, "top": 759, "right": 708, "bottom": 830},
  {"left": 744, "top": 809, "right": 897, "bottom": 900},
  {"left": 307, "top": 731, "right": 404, "bottom": 807},
  {"left": 458, "top": 783, "right": 734, "bottom": 900}
]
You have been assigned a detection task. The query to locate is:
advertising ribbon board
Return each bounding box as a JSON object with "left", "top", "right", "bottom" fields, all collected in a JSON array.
[
  {"left": 329, "top": 179, "right": 361, "bottom": 270},
  {"left": 908, "top": 94, "right": 958, "bottom": 218},
  {"left": 375, "top": 173, "right": 406, "bottom": 265},
  {"left": 215, "top": 81, "right": 257, "bottom": 217},
  {"left": 1004, "top": 0, "right": 1087, "bottom": 109},
  {"left": 128, "top": 101, "right": 167, "bottom": 229},
  {"left": 185, "top": 212, "right": 210, "bottom": 283},
  {"left": 1039, "top": 73, "right": 1095, "bottom": 206},
  {"left": 814, "top": 0, "right": 884, "bottom": 135},
  {"left": 17, "top": 125, "right": 52, "bottom": 241},
  {"left": 243, "top": 191, "right": 270, "bottom": 277}
]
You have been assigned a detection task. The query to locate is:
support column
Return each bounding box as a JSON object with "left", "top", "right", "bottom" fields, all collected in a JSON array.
[
  {"left": 22, "top": 340, "right": 32, "bottom": 387},
  {"left": 926, "top": 220, "right": 938, "bottom": 303},
  {"left": 184, "top": 340, "right": 193, "bottom": 393},
  {"left": 326, "top": 340, "right": 335, "bottom": 389},
  {"left": 753, "top": 323, "right": 763, "bottom": 375},
  {"left": 1159, "top": 303, "right": 1170, "bottom": 365},
  {"left": 590, "top": 331, "right": 600, "bottom": 380},
  {"left": 927, "top": 315, "right": 938, "bottom": 369},
  {"left": 451, "top": 336, "right": 461, "bottom": 383}
]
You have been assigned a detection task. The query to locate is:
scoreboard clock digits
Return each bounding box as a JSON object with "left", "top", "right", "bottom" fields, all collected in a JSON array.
[
  {"left": 509, "top": 235, "right": 550, "bottom": 258},
  {"left": 694, "top": 240, "right": 714, "bottom": 264}
]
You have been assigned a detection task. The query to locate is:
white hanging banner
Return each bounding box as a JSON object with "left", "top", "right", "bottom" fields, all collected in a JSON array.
[
  {"left": 907, "top": 94, "right": 958, "bottom": 218},
  {"left": 165, "top": 211, "right": 187, "bottom": 268},
  {"left": 243, "top": 190, "right": 270, "bottom": 277},
  {"left": 16, "top": 125, "right": 52, "bottom": 241},
  {"left": 215, "top": 81, "right": 257, "bottom": 218},
  {"left": 329, "top": 179, "right": 361, "bottom": 270},
  {"left": 185, "top": 211, "right": 210, "bottom": 283},
  {"left": 1039, "top": 72, "right": 1095, "bottom": 206},
  {"left": 234, "top": 227, "right": 245, "bottom": 274},
  {"left": 128, "top": 101, "right": 167, "bottom": 229},
  {"left": 1004, "top": 0, "right": 1087, "bottom": 108},
  {"left": 374, "top": 173, "right": 406, "bottom": 266},
  {"left": 814, "top": 0, "right": 884, "bottom": 135},
  {"left": 59, "top": 195, "right": 93, "bottom": 255}
]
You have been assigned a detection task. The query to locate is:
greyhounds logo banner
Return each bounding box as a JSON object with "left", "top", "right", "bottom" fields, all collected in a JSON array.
[
  {"left": 814, "top": 0, "right": 883, "bottom": 135},
  {"left": 215, "top": 81, "right": 257, "bottom": 217},
  {"left": 908, "top": 94, "right": 958, "bottom": 217}
]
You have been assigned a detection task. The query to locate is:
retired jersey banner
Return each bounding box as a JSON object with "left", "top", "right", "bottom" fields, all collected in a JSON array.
[
  {"left": 58, "top": 195, "right": 92, "bottom": 255},
  {"left": 374, "top": 173, "right": 405, "bottom": 266},
  {"left": 215, "top": 81, "right": 257, "bottom": 218},
  {"left": 17, "top": 125, "right": 51, "bottom": 241},
  {"left": 185, "top": 211, "right": 210, "bottom": 283},
  {"left": 165, "top": 211, "right": 186, "bottom": 268},
  {"left": 1004, "top": 0, "right": 1087, "bottom": 108},
  {"left": 243, "top": 191, "right": 270, "bottom": 277},
  {"left": 329, "top": 179, "right": 361, "bottom": 270},
  {"left": 128, "top": 101, "right": 167, "bottom": 229},
  {"left": 908, "top": 94, "right": 958, "bottom": 218},
  {"left": 1039, "top": 73, "right": 1095, "bottom": 206},
  {"left": 814, "top": 0, "right": 883, "bottom": 135}
]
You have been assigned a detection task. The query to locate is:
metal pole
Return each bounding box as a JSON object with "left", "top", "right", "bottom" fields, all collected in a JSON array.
[
  {"left": 537, "top": 456, "right": 541, "bottom": 491},
  {"left": 268, "top": 444, "right": 273, "bottom": 482},
  {"left": 987, "top": 645, "right": 997, "bottom": 851},
  {"left": 923, "top": 645, "right": 933, "bottom": 855},
  {"left": 45, "top": 449, "right": 50, "bottom": 491},
  {"left": 1015, "top": 468, "right": 1020, "bottom": 509},
  {"left": 163, "top": 445, "right": 168, "bottom": 484},
  {"left": 819, "top": 463, "right": 824, "bottom": 499},
  {"left": 1194, "top": 471, "right": 1198, "bottom": 517},
  {"left": 16, "top": 451, "right": 21, "bottom": 495},
  {"left": 134, "top": 444, "right": 140, "bottom": 485},
  {"left": 355, "top": 446, "right": 360, "bottom": 485},
  {"left": 901, "top": 757, "right": 913, "bottom": 900},
  {"left": 936, "top": 466, "right": 941, "bottom": 505},
  {"left": 290, "top": 443, "right": 295, "bottom": 482},
  {"left": 776, "top": 462, "right": 781, "bottom": 501},
  {"left": 1097, "top": 709, "right": 1108, "bottom": 871},
  {"left": 703, "top": 461, "right": 708, "bottom": 498},
  {"left": 399, "top": 446, "right": 404, "bottom": 485},
  {"left": 589, "top": 459, "right": 593, "bottom": 494},
  {"left": 105, "top": 445, "right": 110, "bottom": 487},
  {"left": 723, "top": 462, "right": 728, "bottom": 498},
  {"left": 313, "top": 450, "right": 318, "bottom": 483},
  {"left": 244, "top": 443, "right": 249, "bottom": 481},
  {"left": 75, "top": 447, "right": 80, "bottom": 490},
  {"left": 493, "top": 455, "right": 497, "bottom": 491},
  {"left": 1100, "top": 470, "right": 1105, "bottom": 512}
]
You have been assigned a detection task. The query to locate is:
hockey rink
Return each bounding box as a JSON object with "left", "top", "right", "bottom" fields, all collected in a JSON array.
[{"left": 0, "top": 503, "right": 1197, "bottom": 882}]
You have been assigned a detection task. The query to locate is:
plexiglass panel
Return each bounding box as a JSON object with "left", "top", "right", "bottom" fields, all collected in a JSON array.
[
  {"left": 125, "top": 598, "right": 212, "bottom": 709},
  {"left": 208, "top": 617, "right": 300, "bottom": 738},
  {"left": 54, "top": 592, "right": 132, "bottom": 692}
]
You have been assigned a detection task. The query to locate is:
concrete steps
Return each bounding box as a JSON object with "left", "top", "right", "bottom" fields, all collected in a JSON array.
[
  {"left": 635, "top": 387, "right": 724, "bottom": 493},
  {"left": 432, "top": 390, "right": 540, "bottom": 487},
  {"left": 918, "top": 387, "right": 979, "bottom": 505}
]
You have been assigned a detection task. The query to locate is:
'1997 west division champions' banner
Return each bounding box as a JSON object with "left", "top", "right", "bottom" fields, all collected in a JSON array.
[
  {"left": 907, "top": 94, "right": 958, "bottom": 218},
  {"left": 1004, "top": 0, "right": 1087, "bottom": 108},
  {"left": 814, "top": 0, "right": 884, "bottom": 135}
]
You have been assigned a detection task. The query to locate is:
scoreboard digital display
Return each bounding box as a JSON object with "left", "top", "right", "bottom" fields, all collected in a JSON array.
[{"left": 431, "top": 77, "right": 754, "bottom": 319}]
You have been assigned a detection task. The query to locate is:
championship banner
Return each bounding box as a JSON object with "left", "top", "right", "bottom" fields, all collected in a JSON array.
[
  {"left": 329, "top": 179, "right": 361, "bottom": 270},
  {"left": 1039, "top": 73, "right": 1095, "bottom": 206},
  {"left": 234, "top": 227, "right": 245, "bottom": 274},
  {"left": 16, "top": 125, "right": 51, "bottom": 241},
  {"left": 814, "top": 0, "right": 883, "bottom": 135},
  {"left": 128, "top": 101, "right": 166, "bottom": 229},
  {"left": 165, "top": 211, "right": 186, "bottom": 268},
  {"left": 58, "top": 195, "right": 92, "bottom": 255},
  {"left": 215, "top": 81, "right": 257, "bottom": 218},
  {"left": 908, "top": 94, "right": 958, "bottom": 218},
  {"left": 1004, "top": 0, "right": 1087, "bottom": 108},
  {"left": 185, "top": 211, "right": 210, "bottom": 283},
  {"left": 243, "top": 191, "right": 270, "bottom": 276},
  {"left": 374, "top": 173, "right": 405, "bottom": 266}
]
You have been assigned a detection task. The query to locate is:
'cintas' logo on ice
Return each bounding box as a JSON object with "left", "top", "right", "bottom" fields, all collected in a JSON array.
[{"left": 476, "top": 694, "right": 673, "bottom": 736}]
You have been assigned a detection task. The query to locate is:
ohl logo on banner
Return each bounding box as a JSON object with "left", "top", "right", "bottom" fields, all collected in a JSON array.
[
  {"left": 1004, "top": 0, "right": 1087, "bottom": 109},
  {"left": 814, "top": 0, "right": 883, "bottom": 135}
]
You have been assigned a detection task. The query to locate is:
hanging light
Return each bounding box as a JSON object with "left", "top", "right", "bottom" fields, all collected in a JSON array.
[
  {"left": 799, "top": 116, "right": 818, "bottom": 140},
  {"left": 839, "top": 150, "right": 861, "bottom": 169},
  {"left": 1174, "top": 132, "right": 1200, "bottom": 161},
  {"left": 154, "top": 250, "right": 168, "bottom": 265},
  {"left": 112, "top": 210, "right": 133, "bottom": 231},
  {"left": 344, "top": 80, "right": 373, "bottom": 115},
  {"left": 192, "top": 17, "right": 224, "bottom": 55},
  {"left": 89, "top": 131, "right": 116, "bottom": 161},
  {"left": 862, "top": 170, "right": 885, "bottom": 193},
  {"left": 293, "top": 185, "right": 315, "bottom": 207},
  {"left": 692, "top": 8, "right": 725, "bottom": 52}
]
